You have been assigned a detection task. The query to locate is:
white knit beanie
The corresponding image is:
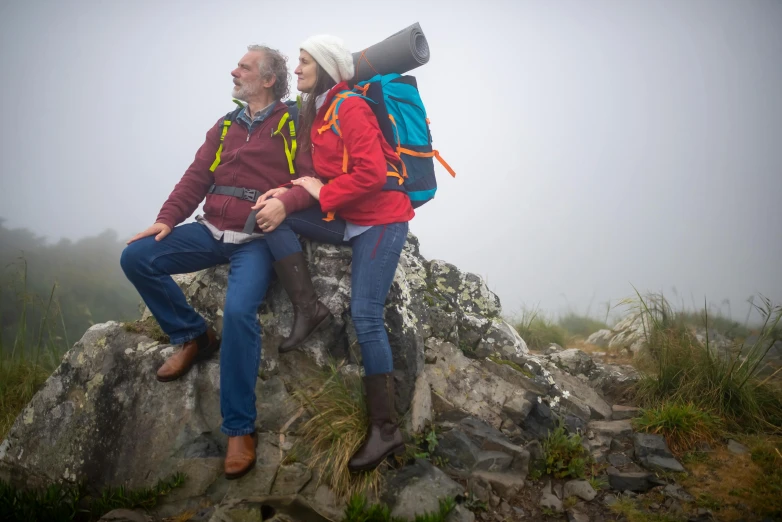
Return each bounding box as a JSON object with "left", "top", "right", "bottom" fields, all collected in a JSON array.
[{"left": 300, "top": 34, "right": 355, "bottom": 84}]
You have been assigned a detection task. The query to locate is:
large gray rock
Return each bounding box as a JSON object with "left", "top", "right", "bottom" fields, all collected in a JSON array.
[
  {"left": 633, "top": 433, "right": 674, "bottom": 459},
  {"left": 383, "top": 459, "right": 464, "bottom": 520},
  {"left": 607, "top": 313, "right": 650, "bottom": 354},
  {"left": 1, "top": 234, "right": 517, "bottom": 514},
  {"left": 611, "top": 404, "right": 641, "bottom": 420},
  {"left": 643, "top": 455, "right": 684, "bottom": 473},
  {"left": 606, "top": 468, "right": 654, "bottom": 492},
  {"left": 547, "top": 349, "right": 596, "bottom": 376},
  {"left": 471, "top": 470, "right": 525, "bottom": 498},
  {"left": 425, "top": 339, "right": 541, "bottom": 429},
  {"left": 586, "top": 329, "right": 613, "bottom": 348},
  {"left": 589, "top": 420, "right": 633, "bottom": 439}
]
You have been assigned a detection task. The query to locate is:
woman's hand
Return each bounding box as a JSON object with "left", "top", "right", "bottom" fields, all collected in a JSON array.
[
  {"left": 253, "top": 186, "right": 289, "bottom": 208},
  {"left": 291, "top": 176, "right": 324, "bottom": 200}
]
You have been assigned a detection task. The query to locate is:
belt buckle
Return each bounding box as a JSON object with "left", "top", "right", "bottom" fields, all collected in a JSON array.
[{"left": 242, "top": 188, "right": 257, "bottom": 202}]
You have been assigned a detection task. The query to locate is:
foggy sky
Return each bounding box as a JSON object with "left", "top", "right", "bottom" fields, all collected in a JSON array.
[{"left": 1, "top": 0, "right": 780, "bottom": 321}]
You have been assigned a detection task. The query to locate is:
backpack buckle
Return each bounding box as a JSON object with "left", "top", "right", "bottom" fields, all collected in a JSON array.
[{"left": 241, "top": 188, "right": 259, "bottom": 202}]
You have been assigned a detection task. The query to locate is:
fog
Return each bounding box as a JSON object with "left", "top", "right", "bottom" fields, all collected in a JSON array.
[{"left": 1, "top": 0, "right": 780, "bottom": 321}]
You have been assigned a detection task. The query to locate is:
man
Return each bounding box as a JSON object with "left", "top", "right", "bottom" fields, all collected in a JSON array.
[{"left": 121, "top": 45, "right": 314, "bottom": 480}]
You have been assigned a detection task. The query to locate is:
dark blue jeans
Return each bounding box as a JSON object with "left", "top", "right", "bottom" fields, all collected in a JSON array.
[
  {"left": 264, "top": 207, "right": 408, "bottom": 375},
  {"left": 120, "top": 222, "right": 274, "bottom": 437}
]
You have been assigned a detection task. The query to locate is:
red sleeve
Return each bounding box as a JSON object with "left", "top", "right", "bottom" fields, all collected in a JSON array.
[
  {"left": 276, "top": 148, "right": 317, "bottom": 214},
  {"left": 318, "top": 98, "right": 387, "bottom": 212},
  {"left": 156, "top": 120, "right": 221, "bottom": 228}
]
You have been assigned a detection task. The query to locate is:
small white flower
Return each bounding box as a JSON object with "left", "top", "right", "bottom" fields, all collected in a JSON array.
[
  {"left": 537, "top": 396, "right": 542, "bottom": 404},
  {"left": 551, "top": 396, "right": 560, "bottom": 406},
  {"left": 547, "top": 376, "right": 555, "bottom": 385},
  {"left": 563, "top": 390, "right": 571, "bottom": 399}
]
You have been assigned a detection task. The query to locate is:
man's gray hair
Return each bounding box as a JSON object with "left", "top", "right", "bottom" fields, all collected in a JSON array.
[{"left": 247, "top": 44, "right": 290, "bottom": 100}]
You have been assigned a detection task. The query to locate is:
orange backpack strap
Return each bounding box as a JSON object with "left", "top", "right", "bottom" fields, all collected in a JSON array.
[{"left": 396, "top": 147, "right": 457, "bottom": 178}]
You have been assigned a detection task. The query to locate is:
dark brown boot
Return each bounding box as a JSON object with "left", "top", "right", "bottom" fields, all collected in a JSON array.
[
  {"left": 156, "top": 328, "right": 220, "bottom": 382},
  {"left": 224, "top": 432, "right": 257, "bottom": 480},
  {"left": 348, "top": 373, "right": 405, "bottom": 472},
  {"left": 274, "top": 252, "right": 331, "bottom": 353}
]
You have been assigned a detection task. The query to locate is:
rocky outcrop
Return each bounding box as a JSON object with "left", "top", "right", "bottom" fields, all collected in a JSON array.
[
  {"left": 1, "top": 231, "right": 700, "bottom": 521},
  {"left": 0, "top": 233, "right": 532, "bottom": 518}
]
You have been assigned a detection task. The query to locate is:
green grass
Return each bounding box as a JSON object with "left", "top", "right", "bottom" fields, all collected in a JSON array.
[
  {"left": 0, "top": 359, "right": 51, "bottom": 440},
  {"left": 628, "top": 292, "right": 782, "bottom": 433},
  {"left": 513, "top": 308, "right": 568, "bottom": 350},
  {"left": 633, "top": 402, "right": 723, "bottom": 455},
  {"left": 558, "top": 312, "right": 608, "bottom": 338},
  {"left": 0, "top": 472, "right": 186, "bottom": 522},
  {"left": 542, "top": 423, "right": 590, "bottom": 479},
  {"left": 341, "top": 494, "right": 455, "bottom": 522},
  {"left": 677, "top": 310, "right": 751, "bottom": 341},
  {"left": 122, "top": 317, "right": 169, "bottom": 344},
  {"left": 609, "top": 496, "right": 685, "bottom": 522},
  {"left": 748, "top": 439, "right": 782, "bottom": 518},
  {"left": 1, "top": 273, "right": 70, "bottom": 440}
]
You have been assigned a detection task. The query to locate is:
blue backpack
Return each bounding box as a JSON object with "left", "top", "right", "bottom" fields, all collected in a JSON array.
[{"left": 318, "top": 73, "right": 455, "bottom": 208}]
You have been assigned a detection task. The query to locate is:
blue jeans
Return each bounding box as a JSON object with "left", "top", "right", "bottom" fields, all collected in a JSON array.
[
  {"left": 264, "top": 207, "right": 408, "bottom": 375},
  {"left": 120, "top": 222, "right": 274, "bottom": 437}
]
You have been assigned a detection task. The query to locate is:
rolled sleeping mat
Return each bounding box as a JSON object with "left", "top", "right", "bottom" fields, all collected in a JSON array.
[{"left": 352, "top": 22, "right": 430, "bottom": 83}]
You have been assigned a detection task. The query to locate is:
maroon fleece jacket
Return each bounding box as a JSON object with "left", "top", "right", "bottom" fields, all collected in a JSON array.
[{"left": 156, "top": 101, "right": 315, "bottom": 232}]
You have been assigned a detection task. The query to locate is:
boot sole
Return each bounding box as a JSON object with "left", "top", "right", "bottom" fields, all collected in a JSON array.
[
  {"left": 278, "top": 313, "right": 332, "bottom": 354},
  {"left": 156, "top": 341, "right": 221, "bottom": 382},
  {"left": 225, "top": 458, "right": 256, "bottom": 480},
  {"left": 348, "top": 443, "right": 406, "bottom": 473}
]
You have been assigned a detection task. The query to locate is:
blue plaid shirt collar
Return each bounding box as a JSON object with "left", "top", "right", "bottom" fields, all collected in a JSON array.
[{"left": 235, "top": 100, "right": 278, "bottom": 132}]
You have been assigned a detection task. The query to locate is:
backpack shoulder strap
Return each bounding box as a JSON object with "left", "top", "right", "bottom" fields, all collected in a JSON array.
[
  {"left": 272, "top": 99, "right": 300, "bottom": 175},
  {"left": 209, "top": 104, "right": 245, "bottom": 173}
]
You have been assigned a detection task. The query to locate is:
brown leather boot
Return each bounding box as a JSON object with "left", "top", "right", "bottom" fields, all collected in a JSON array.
[
  {"left": 156, "top": 328, "right": 220, "bottom": 382},
  {"left": 224, "top": 432, "right": 257, "bottom": 480},
  {"left": 348, "top": 373, "right": 405, "bottom": 472},
  {"left": 274, "top": 252, "right": 332, "bottom": 353}
]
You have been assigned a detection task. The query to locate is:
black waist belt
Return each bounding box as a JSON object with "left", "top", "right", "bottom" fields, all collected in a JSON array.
[
  {"left": 208, "top": 184, "right": 262, "bottom": 202},
  {"left": 208, "top": 184, "right": 263, "bottom": 235}
]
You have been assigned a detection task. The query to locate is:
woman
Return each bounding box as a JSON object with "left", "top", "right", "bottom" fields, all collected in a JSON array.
[{"left": 258, "top": 34, "right": 414, "bottom": 472}]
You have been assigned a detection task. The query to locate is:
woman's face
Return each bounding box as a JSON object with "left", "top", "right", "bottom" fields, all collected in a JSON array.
[{"left": 295, "top": 50, "right": 318, "bottom": 93}]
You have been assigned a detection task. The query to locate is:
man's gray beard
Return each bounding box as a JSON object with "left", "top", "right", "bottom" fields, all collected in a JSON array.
[
  {"left": 232, "top": 86, "right": 247, "bottom": 101},
  {"left": 232, "top": 85, "right": 258, "bottom": 101}
]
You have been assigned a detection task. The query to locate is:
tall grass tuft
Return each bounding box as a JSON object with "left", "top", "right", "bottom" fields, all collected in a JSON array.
[
  {"left": 292, "top": 361, "right": 382, "bottom": 499},
  {"left": 627, "top": 291, "right": 782, "bottom": 433},
  {"left": 1, "top": 262, "right": 71, "bottom": 440},
  {"left": 513, "top": 308, "right": 568, "bottom": 350},
  {"left": 633, "top": 402, "right": 723, "bottom": 454}
]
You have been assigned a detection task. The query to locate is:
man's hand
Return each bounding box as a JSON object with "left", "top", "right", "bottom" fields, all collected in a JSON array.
[
  {"left": 253, "top": 186, "right": 289, "bottom": 207},
  {"left": 253, "top": 198, "right": 287, "bottom": 232},
  {"left": 127, "top": 223, "right": 172, "bottom": 244},
  {"left": 290, "top": 176, "right": 324, "bottom": 200}
]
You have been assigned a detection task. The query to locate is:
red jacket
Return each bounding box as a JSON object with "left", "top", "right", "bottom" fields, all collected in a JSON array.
[
  {"left": 315, "top": 82, "right": 414, "bottom": 225},
  {"left": 156, "top": 101, "right": 315, "bottom": 232}
]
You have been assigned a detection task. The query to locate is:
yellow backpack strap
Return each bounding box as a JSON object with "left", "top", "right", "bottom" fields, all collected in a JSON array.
[
  {"left": 272, "top": 112, "right": 297, "bottom": 175},
  {"left": 209, "top": 119, "right": 232, "bottom": 173}
]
